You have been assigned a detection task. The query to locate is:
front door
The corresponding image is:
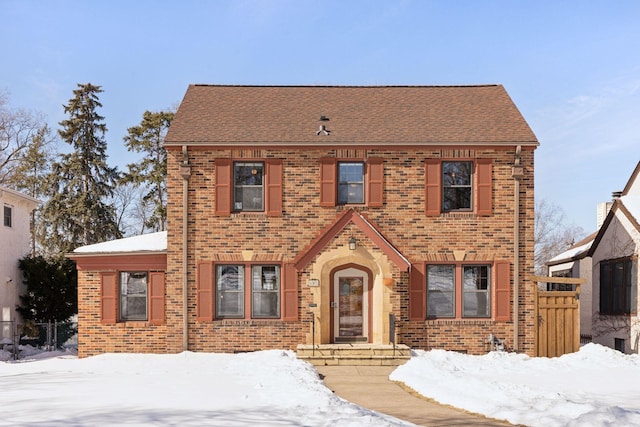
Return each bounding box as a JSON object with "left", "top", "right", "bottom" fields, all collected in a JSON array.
[{"left": 333, "top": 267, "right": 369, "bottom": 342}]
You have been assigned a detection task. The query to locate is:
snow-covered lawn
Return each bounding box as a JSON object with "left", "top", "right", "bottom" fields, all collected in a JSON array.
[
  {"left": 1, "top": 343, "right": 639, "bottom": 426},
  {"left": 391, "top": 343, "right": 640, "bottom": 427},
  {"left": 0, "top": 349, "right": 407, "bottom": 427}
]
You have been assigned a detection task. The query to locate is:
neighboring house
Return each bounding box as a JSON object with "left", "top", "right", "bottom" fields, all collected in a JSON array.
[
  {"left": 70, "top": 85, "right": 539, "bottom": 358},
  {"left": 547, "top": 232, "right": 597, "bottom": 339},
  {"left": 588, "top": 161, "right": 640, "bottom": 354},
  {"left": 0, "top": 186, "right": 39, "bottom": 340}
]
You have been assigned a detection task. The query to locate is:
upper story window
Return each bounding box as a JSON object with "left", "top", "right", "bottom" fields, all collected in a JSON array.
[
  {"left": 234, "top": 162, "right": 264, "bottom": 212},
  {"left": 214, "top": 158, "right": 282, "bottom": 217},
  {"left": 3, "top": 205, "right": 12, "bottom": 227},
  {"left": 338, "top": 162, "right": 365, "bottom": 204},
  {"left": 120, "top": 272, "right": 148, "bottom": 321},
  {"left": 319, "top": 158, "right": 383, "bottom": 208},
  {"left": 425, "top": 159, "right": 492, "bottom": 216},
  {"left": 442, "top": 161, "right": 472, "bottom": 212},
  {"left": 600, "top": 257, "right": 636, "bottom": 315}
]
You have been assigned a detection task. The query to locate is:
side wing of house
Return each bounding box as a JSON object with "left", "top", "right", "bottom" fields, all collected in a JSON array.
[{"left": 588, "top": 161, "right": 640, "bottom": 353}]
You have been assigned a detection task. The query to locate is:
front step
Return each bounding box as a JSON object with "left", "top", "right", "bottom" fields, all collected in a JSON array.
[{"left": 296, "top": 344, "right": 411, "bottom": 366}]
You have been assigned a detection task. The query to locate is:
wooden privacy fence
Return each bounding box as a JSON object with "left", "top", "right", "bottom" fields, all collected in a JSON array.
[{"left": 531, "top": 276, "right": 585, "bottom": 358}]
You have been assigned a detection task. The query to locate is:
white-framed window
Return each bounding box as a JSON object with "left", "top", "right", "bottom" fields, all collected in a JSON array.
[
  {"left": 234, "top": 162, "right": 264, "bottom": 212},
  {"left": 427, "top": 265, "right": 455, "bottom": 317},
  {"left": 216, "top": 264, "right": 281, "bottom": 319},
  {"left": 3, "top": 205, "right": 12, "bottom": 228},
  {"left": 442, "top": 161, "right": 473, "bottom": 212},
  {"left": 338, "top": 162, "right": 365, "bottom": 204},
  {"left": 251, "top": 265, "right": 280, "bottom": 318},
  {"left": 462, "top": 265, "right": 490, "bottom": 318},
  {"left": 427, "top": 264, "right": 491, "bottom": 318},
  {"left": 120, "top": 272, "right": 148, "bottom": 321}
]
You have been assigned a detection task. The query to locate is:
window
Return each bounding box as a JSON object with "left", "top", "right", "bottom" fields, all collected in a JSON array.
[
  {"left": 215, "top": 264, "right": 281, "bottom": 319},
  {"left": 319, "top": 158, "right": 384, "bottom": 207},
  {"left": 600, "top": 258, "right": 636, "bottom": 315},
  {"left": 462, "top": 266, "right": 490, "bottom": 317},
  {"left": 3, "top": 205, "right": 11, "bottom": 227},
  {"left": 615, "top": 338, "right": 625, "bottom": 353},
  {"left": 120, "top": 272, "right": 148, "bottom": 321},
  {"left": 425, "top": 159, "right": 492, "bottom": 216},
  {"left": 442, "top": 161, "right": 472, "bottom": 211},
  {"left": 338, "top": 162, "right": 365, "bottom": 204},
  {"left": 427, "top": 264, "right": 491, "bottom": 319},
  {"left": 252, "top": 265, "right": 280, "bottom": 318},
  {"left": 427, "top": 265, "right": 455, "bottom": 317},
  {"left": 234, "top": 162, "right": 264, "bottom": 212},
  {"left": 214, "top": 158, "right": 282, "bottom": 216},
  {"left": 100, "top": 271, "right": 165, "bottom": 325}
]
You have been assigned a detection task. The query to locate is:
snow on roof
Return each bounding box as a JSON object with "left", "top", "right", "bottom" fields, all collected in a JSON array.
[
  {"left": 547, "top": 232, "right": 596, "bottom": 264},
  {"left": 548, "top": 241, "right": 591, "bottom": 263},
  {"left": 73, "top": 231, "right": 167, "bottom": 254},
  {"left": 621, "top": 194, "right": 640, "bottom": 226}
]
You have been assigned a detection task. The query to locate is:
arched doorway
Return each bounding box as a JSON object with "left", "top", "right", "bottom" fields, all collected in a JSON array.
[{"left": 329, "top": 264, "right": 373, "bottom": 343}]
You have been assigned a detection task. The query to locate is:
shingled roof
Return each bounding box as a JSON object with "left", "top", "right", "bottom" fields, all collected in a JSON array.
[{"left": 165, "top": 85, "right": 538, "bottom": 147}]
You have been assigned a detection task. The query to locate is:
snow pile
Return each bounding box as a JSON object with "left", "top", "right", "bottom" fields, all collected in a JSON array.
[
  {"left": 390, "top": 343, "right": 640, "bottom": 427},
  {"left": 0, "top": 350, "right": 409, "bottom": 427}
]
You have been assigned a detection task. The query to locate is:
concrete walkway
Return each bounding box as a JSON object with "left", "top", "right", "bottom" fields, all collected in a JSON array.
[{"left": 316, "top": 365, "right": 513, "bottom": 427}]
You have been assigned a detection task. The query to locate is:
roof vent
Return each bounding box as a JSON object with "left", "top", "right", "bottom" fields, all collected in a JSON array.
[{"left": 316, "top": 124, "right": 330, "bottom": 136}]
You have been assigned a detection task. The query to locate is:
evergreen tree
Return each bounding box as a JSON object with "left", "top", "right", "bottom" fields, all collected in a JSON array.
[
  {"left": 8, "top": 124, "right": 56, "bottom": 256},
  {"left": 40, "top": 83, "right": 120, "bottom": 256},
  {"left": 16, "top": 256, "right": 77, "bottom": 323},
  {"left": 122, "top": 110, "right": 173, "bottom": 232}
]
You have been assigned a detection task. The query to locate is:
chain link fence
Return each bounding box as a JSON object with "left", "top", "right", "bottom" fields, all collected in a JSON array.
[{"left": 1, "top": 320, "right": 77, "bottom": 360}]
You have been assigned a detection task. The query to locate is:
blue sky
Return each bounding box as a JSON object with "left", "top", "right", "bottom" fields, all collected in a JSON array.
[{"left": 2, "top": 0, "right": 639, "bottom": 233}]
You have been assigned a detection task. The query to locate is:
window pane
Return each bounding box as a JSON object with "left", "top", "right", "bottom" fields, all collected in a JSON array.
[
  {"left": 427, "top": 265, "right": 454, "bottom": 317},
  {"left": 3, "top": 206, "right": 11, "bottom": 227},
  {"left": 338, "top": 162, "right": 364, "bottom": 204},
  {"left": 216, "top": 265, "right": 244, "bottom": 318},
  {"left": 463, "top": 266, "right": 490, "bottom": 317},
  {"left": 120, "top": 272, "right": 148, "bottom": 321},
  {"left": 442, "top": 161, "right": 472, "bottom": 211},
  {"left": 251, "top": 266, "right": 280, "bottom": 318},
  {"left": 600, "top": 263, "right": 612, "bottom": 314},
  {"left": 613, "top": 262, "right": 624, "bottom": 313},
  {"left": 234, "top": 163, "right": 264, "bottom": 211}
]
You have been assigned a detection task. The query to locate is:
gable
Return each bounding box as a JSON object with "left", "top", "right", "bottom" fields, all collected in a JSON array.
[
  {"left": 293, "top": 209, "right": 410, "bottom": 272},
  {"left": 165, "top": 85, "right": 539, "bottom": 147}
]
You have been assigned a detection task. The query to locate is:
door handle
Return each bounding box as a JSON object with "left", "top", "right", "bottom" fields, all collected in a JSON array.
[{"left": 330, "top": 301, "right": 337, "bottom": 308}]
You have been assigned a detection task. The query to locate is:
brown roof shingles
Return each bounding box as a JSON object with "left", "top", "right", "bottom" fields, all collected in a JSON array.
[{"left": 164, "top": 85, "right": 538, "bottom": 146}]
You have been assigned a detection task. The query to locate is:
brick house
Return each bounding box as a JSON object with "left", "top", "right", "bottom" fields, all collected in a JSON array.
[{"left": 70, "top": 85, "right": 538, "bottom": 358}]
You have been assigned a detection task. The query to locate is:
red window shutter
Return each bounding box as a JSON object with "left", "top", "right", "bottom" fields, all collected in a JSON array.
[
  {"left": 366, "top": 158, "right": 384, "bottom": 207},
  {"left": 476, "top": 159, "right": 493, "bottom": 216},
  {"left": 319, "top": 158, "right": 336, "bottom": 207},
  {"left": 148, "top": 272, "right": 165, "bottom": 325},
  {"left": 214, "top": 158, "right": 232, "bottom": 215},
  {"left": 495, "top": 261, "right": 511, "bottom": 321},
  {"left": 409, "top": 263, "right": 426, "bottom": 320},
  {"left": 197, "top": 261, "right": 214, "bottom": 321},
  {"left": 101, "top": 272, "right": 118, "bottom": 324},
  {"left": 266, "top": 159, "right": 283, "bottom": 217},
  {"left": 282, "top": 263, "right": 299, "bottom": 321},
  {"left": 424, "top": 159, "right": 441, "bottom": 216}
]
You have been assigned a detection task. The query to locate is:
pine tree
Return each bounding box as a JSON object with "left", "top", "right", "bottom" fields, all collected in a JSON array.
[
  {"left": 122, "top": 110, "right": 173, "bottom": 232},
  {"left": 16, "top": 256, "right": 77, "bottom": 323},
  {"left": 40, "top": 83, "right": 121, "bottom": 256},
  {"left": 8, "top": 124, "right": 56, "bottom": 256}
]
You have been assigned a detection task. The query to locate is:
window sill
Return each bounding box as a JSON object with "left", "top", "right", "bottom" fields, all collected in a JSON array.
[
  {"left": 213, "top": 318, "right": 283, "bottom": 325},
  {"left": 425, "top": 318, "right": 493, "bottom": 325}
]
